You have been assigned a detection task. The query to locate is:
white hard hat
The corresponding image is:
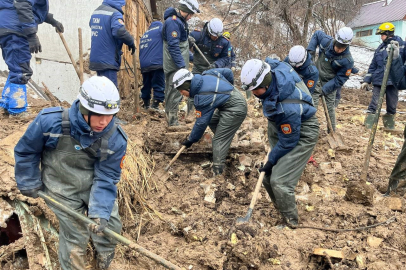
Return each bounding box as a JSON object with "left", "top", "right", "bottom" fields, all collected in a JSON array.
[
  {"left": 78, "top": 76, "right": 120, "bottom": 115},
  {"left": 179, "top": 0, "right": 200, "bottom": 13},
  {"left": 335, "top": 27, "right": 353, "bottom": 45},
  {"left": 173, "top": 69, "right": 194, "bottom": 88},
  {"left": 208, "top": 18, "right": 223, "bottom": 37},
  {"left": 288, "top": 45, "right": 307, "bottom": 67},
  {"left": 240, "top": 59, "right": 271, "bottom": 91}
]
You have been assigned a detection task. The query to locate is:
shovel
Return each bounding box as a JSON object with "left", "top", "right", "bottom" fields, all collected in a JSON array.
[
  {"left": 236, "top": 148, "right": 271, "bottom": 225},
  {"left": 37, "top": 191, "right": 182, "bottom": 270},
  {"left": 321, "top": 95, "right": 345, "bottom": 149},
  {"left": 154, "top": 145, "right": 186, "bottom": 181}
]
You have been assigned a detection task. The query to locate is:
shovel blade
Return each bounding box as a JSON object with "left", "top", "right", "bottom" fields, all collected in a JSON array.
[
  {"left": 236, "top": 208, "right": 253, "bottom": 225},
  {"left": 326, "top": 131, "right": 345, "bottom": 149},
  {"left": 154, "top": 168, "right": 170, "bottom": 182}
]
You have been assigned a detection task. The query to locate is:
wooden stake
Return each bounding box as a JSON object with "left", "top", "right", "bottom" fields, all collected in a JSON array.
[
  {"left": 133, "top": 53, "right": 140, "bottom": 113},
  {"left": 58, "top": 32, "right": 81, "bottom": 80}
]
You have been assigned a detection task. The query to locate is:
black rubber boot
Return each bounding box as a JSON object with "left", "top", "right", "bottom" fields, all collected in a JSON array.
[
  {"left": 282, "top": 209, "right": 299, "bottom": 228},
  {"left": 384, "top": 179, "right": 399, "bottom": 197},
  {"left": 96, "top": 251, "right": 115, "bottom": 270},
  {"left": 382, "top": 114, "right": 395, "bottom": 130},
  {"left": 151, "top": 100, "right": 160, "bottom": 110},
  {"left": 142, "top": 99, "right": 150, "bottom": 109},
  {"left": 167, "top": 111, "right": 179, "bottom": 126},
  {"left": 212, "top": 164, "right": 225, "bottom": 176}
]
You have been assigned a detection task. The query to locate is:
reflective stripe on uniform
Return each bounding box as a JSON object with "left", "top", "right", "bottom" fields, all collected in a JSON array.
[{"left": 43, "top": 133, "right": 63, "bottom": 137}]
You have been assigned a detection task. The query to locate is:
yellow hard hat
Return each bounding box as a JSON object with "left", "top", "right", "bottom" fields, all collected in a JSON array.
[
  {"left": 376, "top": 22, "right": 395, "bottom": 35},
  {"left": 223, "top": 32, "right": 231, "bottom": 39}
]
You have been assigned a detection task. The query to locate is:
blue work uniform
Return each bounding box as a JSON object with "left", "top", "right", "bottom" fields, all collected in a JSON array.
[
  {"left": 14, "top": 100, "right": 127, "bottom": 269},
  {"left": 284, "top": 52, "right": 319, "bottom": 94},
  {"left": 258, "top": 58, "right": 319, "bottom": 225},
  {"left": 89, "top": 0, "right": 135, "bottom": 87},
  {"left": 364, "top": 36, "right": 405, "bottom": 114},
  {"left": 0, "top": 0, "right": 49, "bottom": 114},
  {"left": 189, "top": 24, "right": 231, "bottom": 74},
  {"left": 307, "top": 30, "right": 354, "bottom": 131},
  {"left": 188, "top": 68, "right": 247, "bottom": 172},
  {"left": 162, "top": 7, "right": 190, "bottom": 125},
  {"left": 139, "top": 21, "right": 164, "bottom": 102}
]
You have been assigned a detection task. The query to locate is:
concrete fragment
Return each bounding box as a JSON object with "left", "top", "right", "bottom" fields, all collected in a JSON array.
[
  {"left": 239, "top": 154, "right": 252, "bottom": 167},
  {"left": 367, "top": 236, "right": 383, "bottom": 248}
]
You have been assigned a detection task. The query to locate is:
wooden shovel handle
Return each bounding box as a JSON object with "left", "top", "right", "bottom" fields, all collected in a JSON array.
[
  {"left": 58, "top": 32, "right": 81, "bottom": 80},
  {"left": 321, "top": 95, "right": 335, "bottom": 134},
  {"left": 249, "top": 148, "right": 271, "bottom": 209},
  {"left": 164, "top": 146, "right": 186, "bottom": 171}
]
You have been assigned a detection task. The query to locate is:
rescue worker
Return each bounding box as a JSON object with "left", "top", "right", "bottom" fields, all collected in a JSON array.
[
  {"left": 173, "top": 68, "right": 247, "bottom": 175},
  {"left": 222, "top": 31, "right": 236, "bottom": 71},
  {"left": 240, "top": 58, "right": 319, "bottom": 226},
  {"left": 189, "top": 18, "right": 231, "bottom": 74},
  {"left": 14, "top": 76, "right": 127, "bottom": 270},
  {"left": 163, "top": 0, "right": 200, "bottom": 126},
  {"left": 0, "top": 0, "right": 63, "bottom": 116},
  {"left": 360, "top": 22, "right": 405, "bottom": 129},
  {"left": 89, "top": 0, "right": 136, "bottom": 88},
  {"left": 284, "top": 45, "right": 319, "bottom": 94},
  {"left": 139, "top": 20, "right": 165, "bottom": 110},
  {"left": 335, "top": 66, "right": 359, "bottom": 107},
  {"left": 385, "top": 40, "right": 406, "bottom": 195},
  {"left": 307, "top": 27, "right": 354, "bottom": 131}
]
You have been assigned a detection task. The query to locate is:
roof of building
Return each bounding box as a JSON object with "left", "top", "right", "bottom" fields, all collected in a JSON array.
[{"left": 347, "top": 0, "right": 406, "bottom": 29}]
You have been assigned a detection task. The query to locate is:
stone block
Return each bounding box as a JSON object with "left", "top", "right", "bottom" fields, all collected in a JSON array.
[{"left": 239, "top": 154, "right": 252, "bottom": 167}]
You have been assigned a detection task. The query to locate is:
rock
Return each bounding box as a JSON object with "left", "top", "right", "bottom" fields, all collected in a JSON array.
[
  {"left": 239, "top": 154, "right": 252, "bottom": 167},
  {"left": 320, "top": 162, "right": 342, "bottom": 174},
  {"left": 367, "top": 236, "right": 383, "bottom": 248},
  {"left": 384, "top": 197, "right": 403, "bottom": 211},
  {"left": 356, "top": 255, "right": 365, "bottom": 269},
  {"left": 238, "top": 140, "right": 250, "bottom": 147}
]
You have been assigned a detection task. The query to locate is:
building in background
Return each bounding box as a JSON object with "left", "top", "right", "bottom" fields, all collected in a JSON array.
[{"left": 348, "top": 0, "right": 406, "bottom": 49}]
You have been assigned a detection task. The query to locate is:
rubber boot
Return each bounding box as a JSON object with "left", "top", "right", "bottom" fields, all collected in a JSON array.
[
  {"left": 382, "top": 114, "right": 395, "bottom": 130},
  {"left": 167, "top": 111, "right": 179, "bottom": 126},
  {"left": 282, "top": 209, "right": 298, "bottom": 228},
  {"left": 96, "top": 251, "right": 115, "bottom": 270},
  {"left": 334, "top": 98, "right": 340, "bottom": 108},
  {"left": 142, "top": 99, "right": 150, "bottom": 109},
  {"left": 364, "top": 113, "right": 375, "bottom": 129},
  {"left": 151, "top": 100, "right": 160, "bottom": 110},
  {"left": 212, "top": 164, "right": 225, "bottom": 176},
  {"left": 384, "top": 178, "right": 399, "bottom": 197}
]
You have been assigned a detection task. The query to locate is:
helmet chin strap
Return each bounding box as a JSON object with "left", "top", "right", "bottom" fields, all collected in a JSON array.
[{"left": 87, "top": 110, "right": 92, "bottom": 128}]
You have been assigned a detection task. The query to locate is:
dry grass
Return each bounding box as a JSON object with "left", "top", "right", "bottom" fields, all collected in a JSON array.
[{"left": 118, "top": 140, "right": 161, "bottom": 222}]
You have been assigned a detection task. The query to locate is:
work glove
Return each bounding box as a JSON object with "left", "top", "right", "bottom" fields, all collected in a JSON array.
[
  {"left": 387, "top": 40, "right": 400, "bottom": 59},
  {"left": 128, "top": 43, "right": 136, "bottom": 55},
  {"left": 259, "top": 161, "right": 273, "bottom": 176},
  {"left": 188, "top": 35, "right": 196, "bottom": 44},
  {"left": 45, "top": 13, "right": 64, "bottom": 33},
  {"left": 90, "top": 218, "right": 108, "bottom": 234},
  {"left": 20, "top": 185, "right": 43, "bottom": 198},
  {"left": 231, "top": 67, "right": 236, "bottom": 72},
  {"left": 360, "top": 82, "right": 370, "bottom": 91},
  {"left": 209, "top": 63, "right": 216, "bottom": 69},
  {"left": 27, "top": 34, "right": 42, "bottom": 54},
  {"left": 308, "top": 50, "right": 316, "bottom": 60},
  {"left": 181, "top": 139, "right": 194, "bottom": 148}
]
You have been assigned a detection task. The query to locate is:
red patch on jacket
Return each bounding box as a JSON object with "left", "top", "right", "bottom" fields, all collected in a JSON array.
[
  {"left": 195, "top": 111, "right": 202, "bottom": 118},
  {"left": 281, "top": 124, "right": 292, "bottom": 134},
  {"left": 307, "top": 80, "right": 314, "bottom": 88},
  {"left": 120, "top": 156, "right": 126, "bottom": 169},
  {"left": 345, "top": 69, "right": 351, "bottom": 76},
  {"left": 172, "top": 15, "right": 177, "bottom": 20}
]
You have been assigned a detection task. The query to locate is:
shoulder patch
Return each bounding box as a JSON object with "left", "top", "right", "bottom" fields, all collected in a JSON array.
[
  {"left": 195, "top": 110, "right": 202, "bottom": 118},
  {"left": 117, "top": 125, "right": 128, "bottom": 141},
  {"left": 194, "top": 28, "right": 201, "bottom": 32},
  {"left": 42, "top": 106, "right": 64, "bottom": 115},
  {"left": 307, "top": 80, "right": 315, "bottom": 88},
  {"left": 118, "top": 19, "right": 125, "bottom": 25},
  {"left": 281, "top": 124, "right": 292, "bottom": 134},
  {"left": 345, "top": 69, "right": 351, "bottom": 76},
  {"left": 120, "top": 155, "right": 126, "bottom": 169},
  {"left": 171, "top": 31, "right": 178, "bottom": 38},
  {"left": 228, "top": 50, "right": 231, "bottom": 57},
  {"left": 172, "top": 15, "right": 177, "bottom": 20}
]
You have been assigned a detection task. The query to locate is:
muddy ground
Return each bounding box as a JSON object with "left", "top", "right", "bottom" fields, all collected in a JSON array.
[{"left": 1, "top": 86, "right": 406, "bottom": 270}]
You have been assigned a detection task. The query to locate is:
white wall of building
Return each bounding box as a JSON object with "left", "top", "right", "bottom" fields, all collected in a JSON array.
[{"left": 0, "top": 0, "right": 101, "bottom": 103}]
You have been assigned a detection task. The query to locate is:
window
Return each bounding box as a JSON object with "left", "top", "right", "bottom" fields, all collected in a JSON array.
[{"left": 356, "top": 29, "right": 373, "bottom": 37}]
